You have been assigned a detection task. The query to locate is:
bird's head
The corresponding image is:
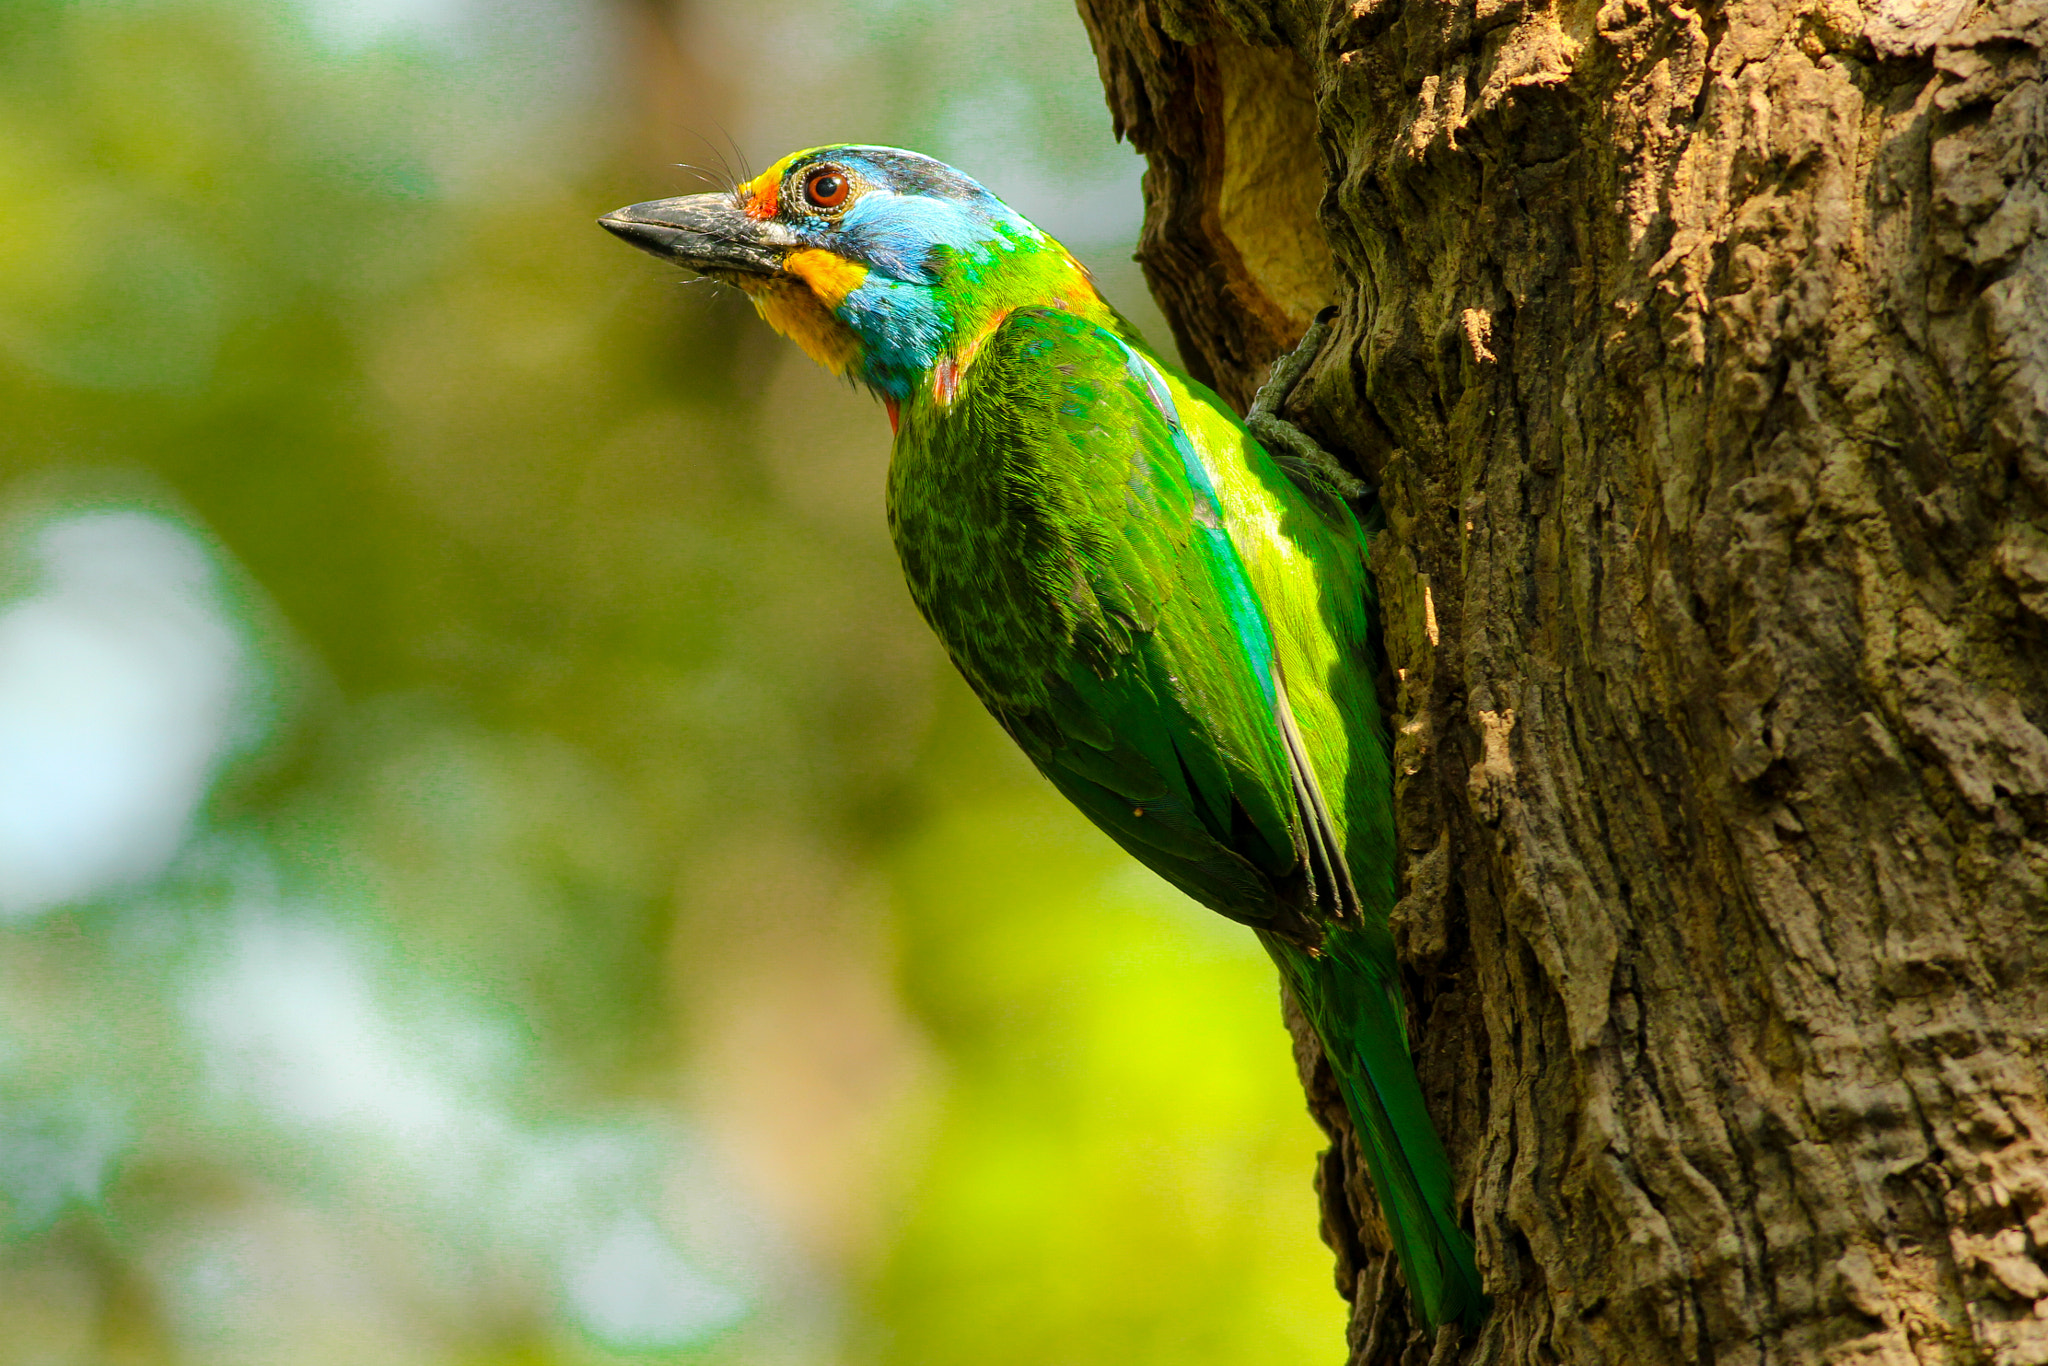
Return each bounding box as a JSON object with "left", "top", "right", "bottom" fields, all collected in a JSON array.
[{"left": 601, "top": 145, "right": 1116, "bottom": 407}]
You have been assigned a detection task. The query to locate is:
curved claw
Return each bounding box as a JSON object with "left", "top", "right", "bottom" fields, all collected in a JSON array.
[
  {"left": 1245, "top": 307, "right": 1369, "bottom": 504},
  {"left": 1249, "top": 305, "right": 1340, "bottom": 424}
]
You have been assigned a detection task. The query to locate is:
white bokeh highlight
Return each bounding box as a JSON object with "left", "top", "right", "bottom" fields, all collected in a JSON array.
[
  {"left": 0, "top": 512, "right": 248, "bottom": 920},
  {"left": 186, "top": 903, "right": 749, "bottom": 1351}
]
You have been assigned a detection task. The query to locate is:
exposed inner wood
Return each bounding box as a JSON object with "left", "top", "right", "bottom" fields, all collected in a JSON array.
[{"left": 1213, "top": 38, "right": 1342, "bottom": 346}]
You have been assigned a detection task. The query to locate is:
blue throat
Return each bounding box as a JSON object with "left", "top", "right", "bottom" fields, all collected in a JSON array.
[{"left": 840, "top": 278, "right": 953, "bottom": 400}]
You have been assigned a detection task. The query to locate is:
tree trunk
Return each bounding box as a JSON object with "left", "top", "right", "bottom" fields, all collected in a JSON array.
[{"left": 1072, "top": 0, "right": 2048, "bottom": 1361}]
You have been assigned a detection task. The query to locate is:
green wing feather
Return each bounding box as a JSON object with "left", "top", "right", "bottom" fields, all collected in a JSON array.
[
  {"left": 888, "top": 306, "right": 1485, "bottom": 1328},
  {"left": 891, "top": 308, "right": 1305, "bottom": 929}
]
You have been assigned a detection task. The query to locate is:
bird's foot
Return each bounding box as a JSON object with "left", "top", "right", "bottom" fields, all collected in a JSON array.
[{"left": 1246, "top": 306, "right": 1373, "bottom": 506}]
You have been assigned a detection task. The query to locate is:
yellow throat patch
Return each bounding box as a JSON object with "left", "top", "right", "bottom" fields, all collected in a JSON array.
[{"left": 739, "top": 248, "right": 867, "bottom": 376}]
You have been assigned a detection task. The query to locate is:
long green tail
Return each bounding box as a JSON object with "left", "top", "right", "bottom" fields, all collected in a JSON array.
[{"left": 1263, "top": 925, "right": 1487, "bottom": 1330}]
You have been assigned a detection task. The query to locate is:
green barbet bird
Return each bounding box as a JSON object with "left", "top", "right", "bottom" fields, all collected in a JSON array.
[{"left": 601, "top": 146, "right": 1485, "bottom": 1330}]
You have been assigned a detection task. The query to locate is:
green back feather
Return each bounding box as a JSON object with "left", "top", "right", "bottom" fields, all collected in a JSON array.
[{"left": 888, "top": 306, "right": 1486, "bottom": 1328}]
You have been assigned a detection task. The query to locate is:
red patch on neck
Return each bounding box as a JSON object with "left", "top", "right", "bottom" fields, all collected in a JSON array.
[
  {"left": 884, "top": 398, "right": 900, "bottom": 434},
  {"left": 929, "top": 308, "right": 1016, "bottom": 409}
]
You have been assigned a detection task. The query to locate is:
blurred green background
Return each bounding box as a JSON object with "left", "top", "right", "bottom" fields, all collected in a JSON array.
[{"left": 0, "top": 0, "right": 1344, "bottom": 1361}]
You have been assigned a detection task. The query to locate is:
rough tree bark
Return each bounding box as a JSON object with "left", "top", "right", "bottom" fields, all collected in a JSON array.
[{"left": 1072, "top": 0, "right": 2048, "bottom": 1362}]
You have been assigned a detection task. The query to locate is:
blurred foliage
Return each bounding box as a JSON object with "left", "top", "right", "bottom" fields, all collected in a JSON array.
[{"left": 0, "top": 0, "right": 1344, "bottom": 1362}]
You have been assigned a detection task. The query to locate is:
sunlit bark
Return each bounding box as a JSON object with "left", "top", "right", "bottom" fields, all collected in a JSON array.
[{"left": 1076, "top": 0, "right": 2048, "bottom": 1360}]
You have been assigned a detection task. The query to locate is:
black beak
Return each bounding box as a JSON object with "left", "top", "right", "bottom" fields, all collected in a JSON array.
[{"left": 598, "top": 193, "right": 795, "bottom": 278}]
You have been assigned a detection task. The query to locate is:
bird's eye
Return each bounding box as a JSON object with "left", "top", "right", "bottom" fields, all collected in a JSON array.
[{"left": 803, "top": 168, "right": 850, "bottom": 210}]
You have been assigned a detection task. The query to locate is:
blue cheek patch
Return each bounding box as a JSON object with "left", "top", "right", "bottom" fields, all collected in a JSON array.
[{"left": 839, "top": 193, "right": 1005, "bottom": 283}]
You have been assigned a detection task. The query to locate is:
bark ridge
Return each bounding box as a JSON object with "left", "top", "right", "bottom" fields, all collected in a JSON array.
[{"left": 1074, "top": 0, "right": 2048, "bottom": 1360}]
